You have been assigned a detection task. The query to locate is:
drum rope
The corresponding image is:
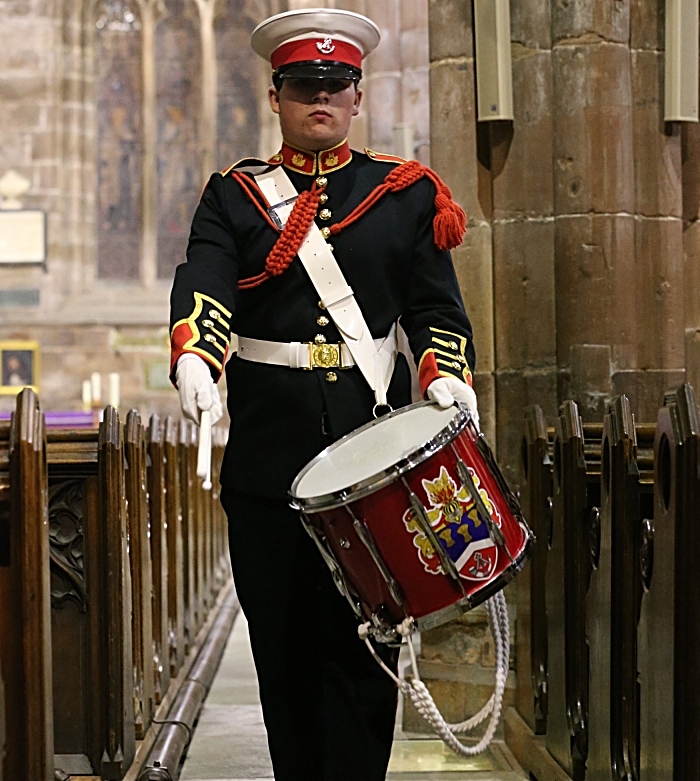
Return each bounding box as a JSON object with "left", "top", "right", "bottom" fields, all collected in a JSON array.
[{"left": 358, "top": 591, "right": 510, "bottom": 757}]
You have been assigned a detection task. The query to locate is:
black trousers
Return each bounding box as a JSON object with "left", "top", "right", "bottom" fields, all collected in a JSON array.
[{"left": 221, "top": 490, "right": 399, "bottom": 781}]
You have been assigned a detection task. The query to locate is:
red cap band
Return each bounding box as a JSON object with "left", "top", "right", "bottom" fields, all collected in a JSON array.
[{"left": 271, "top": 37, "right": 363, "bottom": 71}]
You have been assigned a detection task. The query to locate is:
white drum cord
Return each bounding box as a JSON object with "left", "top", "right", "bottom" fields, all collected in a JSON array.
[{"left": 358, "top": 590, "right": 510, "bottom": 757}]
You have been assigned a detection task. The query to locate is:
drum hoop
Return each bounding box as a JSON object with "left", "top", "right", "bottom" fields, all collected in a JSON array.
[{"left": 289, "top": 401, "right": 472, "bottom": 512}]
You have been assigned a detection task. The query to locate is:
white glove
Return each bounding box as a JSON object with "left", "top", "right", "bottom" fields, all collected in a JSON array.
[
  {"left": 175, "top": 354, "right": 223, "bottom": 425},
  {"left": 427, "top": 376, "right": 479, "bottom": 428}
]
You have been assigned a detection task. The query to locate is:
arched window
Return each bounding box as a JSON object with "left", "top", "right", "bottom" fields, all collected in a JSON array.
[
  {"left": 95, "top": 2, "right": 144, "bottom": 279},
  {"left": 156, "top": 0, "right": 203, "bottom": 280}
]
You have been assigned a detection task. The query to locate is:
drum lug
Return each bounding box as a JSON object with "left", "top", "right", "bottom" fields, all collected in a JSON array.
[
  {"left": 450, "top": 443, "right": 516, "bottom": 566},
  {"left": 344, "top": 505, "right": 405, "bottom": 608},
  {"left": 400, "top": 476, "right": 467, "bottom": 596}
]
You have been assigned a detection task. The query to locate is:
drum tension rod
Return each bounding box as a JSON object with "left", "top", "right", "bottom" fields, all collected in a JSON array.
[
  {"left": 449, "top": 443, "right": 515, "bottom": 565},
  {"left": 298, "top": 510, "right": 364, "bottom": 619},
  {"left": 400, "top": 476, "right": 467, "bottom": 596},
  {"left": 344, "top": 505, "right": 405, "bottom": 608}
]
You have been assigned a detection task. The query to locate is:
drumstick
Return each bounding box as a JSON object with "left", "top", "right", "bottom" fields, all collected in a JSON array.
[{"left": 197, "top": 408, "right": 213, "bottom": 491}]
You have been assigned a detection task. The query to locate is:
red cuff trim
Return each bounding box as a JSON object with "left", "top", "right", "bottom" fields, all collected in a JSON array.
[
  {"left": 170, "top": 322, "right": 225, "bottom": 387},
  {"left": 418, "top": 349, "right": 473, "bottom": 398},
  {"left": 418, "top": 351, "right": 441, "bottom": 398}
]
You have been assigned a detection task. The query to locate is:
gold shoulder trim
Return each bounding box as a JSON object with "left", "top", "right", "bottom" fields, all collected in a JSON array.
[{"left": 364, "top": 148, "right": 406, "bottom": 164}]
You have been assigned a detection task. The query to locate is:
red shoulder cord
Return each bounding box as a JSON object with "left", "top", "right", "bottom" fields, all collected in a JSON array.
[{"left": 234, "top": 161, "right": 466, "bottom": 290}]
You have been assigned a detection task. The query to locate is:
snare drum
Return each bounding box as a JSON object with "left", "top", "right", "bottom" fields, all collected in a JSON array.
[{"left": 290, "top": 401, "right": 533, "bottom": 641}]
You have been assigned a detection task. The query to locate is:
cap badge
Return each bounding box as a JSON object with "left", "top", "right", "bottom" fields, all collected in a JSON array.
[{"left": 317, "top": 37, "right": 335, "bottom": 54}]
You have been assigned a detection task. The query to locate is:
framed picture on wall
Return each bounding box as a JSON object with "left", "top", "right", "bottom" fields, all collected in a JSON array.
[{"left": 0, "top": 341, "right": 40, "bottom": 394}]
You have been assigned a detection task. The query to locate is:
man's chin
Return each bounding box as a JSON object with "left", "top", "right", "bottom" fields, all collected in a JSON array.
[{"left": 301, "top": 127, "right": 344, "bottom": 150}]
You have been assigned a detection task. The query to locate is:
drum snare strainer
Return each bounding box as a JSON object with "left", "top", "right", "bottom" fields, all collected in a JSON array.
[{"left": 290, "top": 401, "right": 533, "bottom": 757}]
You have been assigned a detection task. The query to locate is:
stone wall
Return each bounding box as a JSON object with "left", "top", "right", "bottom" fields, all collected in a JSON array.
[{"left": 417, "top": 0, "right": 700, "bottom": 736}]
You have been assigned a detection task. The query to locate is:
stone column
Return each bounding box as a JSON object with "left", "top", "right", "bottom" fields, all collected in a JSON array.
[
  {"left": 194, "top": 0, "right": 219, "bottom": 186},
  {"left": 429, "top": 0, "right": 495, "bottom": 443},
  {"left": 398, "top": 0, "right": 430, "bottom": 163},
  {"left": 364, "top": 0, "right": 402, "bottom": 151},
  {"left": 136, "top": 0, "right": 166, "bottom": 288},
  {"left": 402, "top": 0, "right": 508, "bottom": 737},
  {"left": 683, "top": 81, "right": 700, "bottom": 394},
  {"left": 627, "top": 0, "right": 685, "bottom": 418},
  {"left": 492, "top": 0, "right": 556, "bottom": 488},
  {"left": 552, "top": 2, "right": 637, "bottom": 420},
  {"left": 59, "top": 0, "right": 95, "bottom": 297}
]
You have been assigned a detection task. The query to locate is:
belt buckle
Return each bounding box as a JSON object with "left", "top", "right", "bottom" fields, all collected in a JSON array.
[{"left": 309, "top": 342, "right": 341, "bottom": 370}]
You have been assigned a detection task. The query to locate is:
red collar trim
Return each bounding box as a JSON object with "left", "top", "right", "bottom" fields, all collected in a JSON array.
[{"left": 268, "top": 140, "right": 352, "bottom": 176}]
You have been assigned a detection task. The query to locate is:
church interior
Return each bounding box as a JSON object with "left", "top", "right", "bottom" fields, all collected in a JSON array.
[{"left": 1, "top": 0, "right": 699, "bottom": 779}]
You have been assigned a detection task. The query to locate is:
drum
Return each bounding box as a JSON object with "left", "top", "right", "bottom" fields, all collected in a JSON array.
[{"left": 290, "top": 401, "right": 533, "bottom": 642}]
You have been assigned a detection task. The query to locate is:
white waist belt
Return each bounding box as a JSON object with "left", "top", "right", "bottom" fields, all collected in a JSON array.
[{"left": 237, "top": 329, "right": 398, "bottom": 389}]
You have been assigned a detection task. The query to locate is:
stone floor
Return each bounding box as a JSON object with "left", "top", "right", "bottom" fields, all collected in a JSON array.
[{"left": 179, "top": 612, "right": 527, "bottom": 781}]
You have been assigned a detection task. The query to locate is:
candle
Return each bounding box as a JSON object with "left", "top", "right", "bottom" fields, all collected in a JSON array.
[
  {"left": 82, "top": 380, "right": 92, "bottom": 413},
  {"left": 108, "top": 372, "right": 120, "bottom": 409},
  {"left": 91, "top": 372, "right": 101, "bottom": 405}
]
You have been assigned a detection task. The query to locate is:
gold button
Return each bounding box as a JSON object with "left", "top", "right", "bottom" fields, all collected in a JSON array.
[
  {"left": 204, "top": 334, "right": 217, "bottom": 343},
  {"left": 318, "top": 300, "right": 326, "bottom": 310},
  {"left": 450, "top": 341, "right": 458, "bottom": 350},
  {"left": 459, "top": 355, "right": 467, "bottom": 364},
  {"left": 314, "top": 334, "right": 327, "bottom": 344},
  {"left": 317, "top": 315, "right": 329, "bottom": 327},
  {"left": 321, "top": 227, "right": 331, "bottom": 239},
  {"left": 327, "top": 244, "right": 334, "bottom": 252},
  {"left": 202, "top": 319, "right": 214, "bottom": 328},
  {"left": 319, "top": 193, "right": 329, "bottom": 204},
  {"left": 325, "top": 371, "right": 338, "bottom": 383},
  {"left": 319, "top": 208, "right": 332, "bottom": 221},
  {"left": 453, "top": 361, "right": 461, "bottom": 369},
  {"left": 316, "top": 176, "right": 328, "bottom": 188},
  {"left": 209, "top": 309, "right": 220, "bottom": 320}
]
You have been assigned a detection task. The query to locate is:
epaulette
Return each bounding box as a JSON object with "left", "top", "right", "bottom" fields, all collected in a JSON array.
[
  {"left": 220, "top": 155, "right": 283, "bottom": 177},
  {"left": 364, "top": 148, "right": 406, "bottom": 164}
]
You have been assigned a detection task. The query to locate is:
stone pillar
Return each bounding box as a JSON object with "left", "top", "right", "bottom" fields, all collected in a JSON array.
[
  {"left": 628, "top": 0, "right": 685, "bottom": 418},
  {"left": 493, "top": 0, "right": 557, "bottom": 488},
  {"left": 552, "top": 2, "right": 637, "bottom": 420},
  {"left": 403, "top": 0, "right": 509, "bottom": 737},
  {"left": 429, "top": 0, "right": 495, "bottom": 444},
  {"left": 398, "top": 0, "right": 430, "bottom": 163},
  {"left": 683, "top": 79, "right": 700, "bottom": 394},
  {"left": 194, "top": 0, "right": 219, "bottom": 185},
  {"left": 364, "top": 0, "right": 402, "bottom": 151}
]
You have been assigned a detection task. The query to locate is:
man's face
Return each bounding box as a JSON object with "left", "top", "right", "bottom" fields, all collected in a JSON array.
[{"left": 268, "top": 77, "right": 362, "bottom": 151}]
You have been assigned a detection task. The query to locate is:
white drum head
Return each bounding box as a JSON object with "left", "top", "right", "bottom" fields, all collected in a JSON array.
[{"left": 293, "top": 402, "right": 462, "bottom": 501}]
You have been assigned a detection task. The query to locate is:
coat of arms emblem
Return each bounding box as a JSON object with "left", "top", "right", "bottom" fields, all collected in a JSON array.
[{"left": 403, "top": 464, "right": 500, "bottom": 581}]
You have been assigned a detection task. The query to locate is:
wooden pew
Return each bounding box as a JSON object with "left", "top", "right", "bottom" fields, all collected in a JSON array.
[
  {"left": 48, "top": 408, "right": 136, "bottom": 778},
  {"left": 546, "top": 400, "right": 594, "bottom": 780},
  {"left": 0, "top": 389, "right": 53, "bottom": 780},
  {"left": 147, "top": 415, "right": 171, "bottom": 705},
  {"left": 639, "top": 384, "right": 700, "bottom": 779},
  {"left": 516, "top": 406, "right": 551, "bottom": 735},
  {"left": 164, "top": 417, "right": 185, "bottom": 676},
  {"left": 179, "top": 420, "right": 197, "bottom": 650},
  {"left": 124, "top": 410, "right": 154, "bottom": 740}
]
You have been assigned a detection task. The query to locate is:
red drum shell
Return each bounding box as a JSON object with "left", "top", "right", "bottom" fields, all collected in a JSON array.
[{"left": 292, "top": 403, "right": 532, "bottom": 632}]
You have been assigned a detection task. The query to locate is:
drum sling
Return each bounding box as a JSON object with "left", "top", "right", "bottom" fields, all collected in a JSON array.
[{"left": 253, "top": 165, "right": 396, "bottom": 410}]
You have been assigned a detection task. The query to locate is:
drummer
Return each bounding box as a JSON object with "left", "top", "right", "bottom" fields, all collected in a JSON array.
[{"left": 169, "top": 8, "right": 477, "bottom": 780}]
